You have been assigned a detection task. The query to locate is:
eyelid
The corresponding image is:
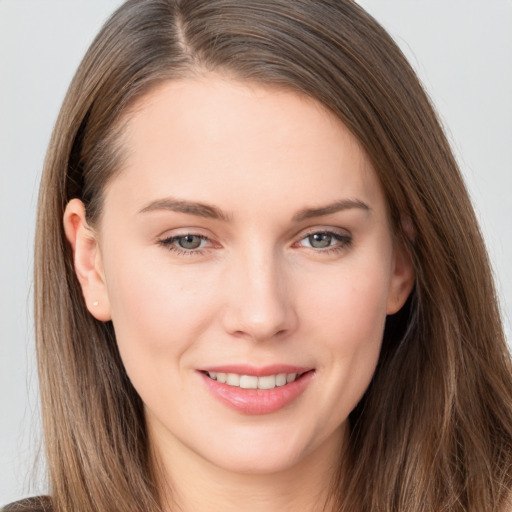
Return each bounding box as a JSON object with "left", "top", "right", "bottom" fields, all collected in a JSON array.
[
  {"left": 293, "top": 227, "right": 353, "bottom": 252},
  {"left": 156, "top": 226, "right": 352, "bottom": 256},
  {"left": 157, "top": 231, "right": 218, "bottom": 255},
  {"left": 295, "top": 226, "right": 351, "bottom": 241}
]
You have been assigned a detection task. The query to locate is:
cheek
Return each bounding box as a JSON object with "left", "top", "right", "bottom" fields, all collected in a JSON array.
[
  {"left": 305, "top": 253, "right": 391, "bottom": 343},
  {"left": 300, "top": 253, "right": 392, "bottom": 408},
  {"left": 102, "top": 248, "right": 222, "bottom": 378}
]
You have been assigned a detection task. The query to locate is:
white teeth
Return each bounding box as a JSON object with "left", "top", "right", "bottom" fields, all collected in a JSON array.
[
  {"left": 276, "top": 373, "right": 287, "bottom": 386},
  {"left": 226, "top": 373, "right": 240, "bottom": 386},
  {"left": 258, "top": 375, "right": 276, "bottom": 389},
  {"left": 286, "top": 373, "right": 297, "bottom": 383},
  {"left": 207, "top": 371, "right": 301, "bottom": 389},
  {"left": 240, "top": 375, "right": 258, "bottom": 389}
]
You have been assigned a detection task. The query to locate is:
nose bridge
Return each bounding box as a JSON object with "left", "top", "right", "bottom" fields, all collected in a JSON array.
[{"left": 222, "top": 242, "right": 296, "bottom": 341}]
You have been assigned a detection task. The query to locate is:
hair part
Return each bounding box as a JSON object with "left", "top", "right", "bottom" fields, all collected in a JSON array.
[{"left": 35, "top": 1, "right": 512, "bottom": 511}]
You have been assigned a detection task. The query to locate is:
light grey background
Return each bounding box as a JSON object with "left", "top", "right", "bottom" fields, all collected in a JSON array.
[{"left": 1, "top": 0, "right": 511, "bottom": 505}]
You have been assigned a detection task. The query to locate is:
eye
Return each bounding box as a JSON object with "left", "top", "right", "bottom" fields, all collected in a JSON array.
[
  {"left": 158, "top": 233, "right": 212, "bottom": 254},
  {"left": 296, "top": 230, "right": 352, "bottom": 252},
  {"left": 175, "top": 234, "right": 205, "bottom": 250},
  {"left": 306, "top": 232, "right": 334, "bottom": 249}
]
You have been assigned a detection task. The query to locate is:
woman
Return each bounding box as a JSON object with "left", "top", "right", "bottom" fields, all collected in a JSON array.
[{"left": 5, "top": 0, "right": 512, "bottom": 511}]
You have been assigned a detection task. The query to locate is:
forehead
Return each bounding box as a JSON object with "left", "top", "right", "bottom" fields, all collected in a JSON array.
[{"left": 105, "top": 76, "right": 385, "bottom": 220}]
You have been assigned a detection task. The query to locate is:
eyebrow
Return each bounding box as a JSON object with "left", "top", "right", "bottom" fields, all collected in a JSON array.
[
  {"left": 139, "top": 196, "right": 371, "bottom": 222},
  {"left": 139, "top": 197, "right": 231, "bottom": 221},
  {"left": 292, "top": 199, "right": 371, "bottom": 222}
]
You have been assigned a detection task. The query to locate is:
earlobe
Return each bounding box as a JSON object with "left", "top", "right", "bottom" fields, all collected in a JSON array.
[
  {"left": 386, "top": 239, "right": 415, "bottom": 315},
  {"left": 63, "top": 199, "right": 112, "bottom": 321}
]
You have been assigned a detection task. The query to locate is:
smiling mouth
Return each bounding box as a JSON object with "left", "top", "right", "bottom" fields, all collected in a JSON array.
[
  {"left": 200, "top": 368, "right": 315, "bottom": 414},
  {"left": 202, "top": 371, "right": 309, "bottom": 390}
]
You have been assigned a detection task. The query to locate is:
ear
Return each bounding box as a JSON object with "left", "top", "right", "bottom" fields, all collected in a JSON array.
[
  {"left": 386, "top": 237, "right": 415, "bottom": 315},
  {"left": 63, "top": 199, "right": 112, "bottom": 321}
]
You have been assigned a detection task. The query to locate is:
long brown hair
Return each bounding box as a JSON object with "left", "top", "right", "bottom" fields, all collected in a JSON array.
[{"left": 35, "top": 1, "right": 512, "bottom": 510}]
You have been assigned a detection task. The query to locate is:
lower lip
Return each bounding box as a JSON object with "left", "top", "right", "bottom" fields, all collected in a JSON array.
[{"left": 200, "top": 371, "right": 314, "bottom": 415}]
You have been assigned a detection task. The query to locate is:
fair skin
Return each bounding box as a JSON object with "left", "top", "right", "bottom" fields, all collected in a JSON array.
[{"left": 64, "top": 76, "right": 414, "bottom": 512}]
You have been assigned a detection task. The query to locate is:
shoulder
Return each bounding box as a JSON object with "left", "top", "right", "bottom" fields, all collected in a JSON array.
[{"left": 2, "top": 496, "right": 52, "bottom": 512}]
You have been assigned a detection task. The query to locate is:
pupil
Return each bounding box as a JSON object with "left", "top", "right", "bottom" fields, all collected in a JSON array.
[
  {"left": 179, "top": 235, "right": 202, "bottom": 249},
  {"left": 309, "top": 233, "right": 331, "bottom": 248}
]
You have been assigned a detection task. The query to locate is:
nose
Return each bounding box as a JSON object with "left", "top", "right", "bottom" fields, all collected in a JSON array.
[{"left": 221, "top": 250, "right": 298, "bottom": 342}]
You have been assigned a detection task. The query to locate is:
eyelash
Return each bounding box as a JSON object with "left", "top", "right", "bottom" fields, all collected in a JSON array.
[
  {"left": 295, "top": 230, "right": 352, "bottom": 254},
  {"left": 157, "top": 230, "right": 352, "bottom": 256},
  {"left": 158, "top": 234, "right": 211, "bottom": 256}
]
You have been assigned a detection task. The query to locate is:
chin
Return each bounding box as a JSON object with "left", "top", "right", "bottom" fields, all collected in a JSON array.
[
  {"left": 207, "top": 446, "right": 306, "bottom": 476},
  {"left": 195, "top": 421, "right": 343, "bottom": 476}
]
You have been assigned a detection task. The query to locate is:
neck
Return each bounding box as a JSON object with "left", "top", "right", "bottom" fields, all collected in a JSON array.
[{"left": 149, "top": 422, "right": 347, "bottom": 512}]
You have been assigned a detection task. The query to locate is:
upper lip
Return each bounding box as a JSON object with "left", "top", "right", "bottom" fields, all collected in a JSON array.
[{"left": 197, "top": 364, "right": 313, "bottom": 377}]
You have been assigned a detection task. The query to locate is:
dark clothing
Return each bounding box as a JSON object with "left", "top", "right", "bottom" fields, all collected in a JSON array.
[{"left": 2, "top": 497, "right": 52, "bottom": 512}]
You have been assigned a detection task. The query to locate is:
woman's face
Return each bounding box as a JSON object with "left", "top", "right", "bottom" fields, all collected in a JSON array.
[{"left": 66, "top": 77, "right": 413, "bottom": 475}]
